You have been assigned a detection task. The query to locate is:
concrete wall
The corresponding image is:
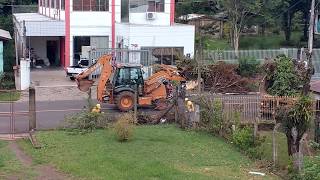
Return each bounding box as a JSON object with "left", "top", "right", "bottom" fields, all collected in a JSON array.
[{"left": 0, "top": 41, "right": 3, "bottom": 73}]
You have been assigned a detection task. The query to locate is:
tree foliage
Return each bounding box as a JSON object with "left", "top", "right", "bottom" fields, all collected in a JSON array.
[
  {"left": 276, "top": 96, "right": 313, "bottom": 157},
  {"left": 219, "top": 0, "right": 262, "bottom": 52},
  {"left": 175, "top": 0, "right": 220, "bottom": 17},
  {"left": 266, "top": 56, "right": 302, "bottom": 96}
]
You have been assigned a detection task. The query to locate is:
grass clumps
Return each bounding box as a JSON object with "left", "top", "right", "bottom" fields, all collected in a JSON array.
[
  {"left": 114, "top": 113, "right": 135, "bottom": 142},
  {"left": 232, "top": 127, "right": 264, "bottom": 159}
]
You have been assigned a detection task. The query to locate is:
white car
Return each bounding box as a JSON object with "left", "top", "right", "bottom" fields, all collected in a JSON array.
[{"left": 65, "top": 59, "right": 90, "bottom": 80}]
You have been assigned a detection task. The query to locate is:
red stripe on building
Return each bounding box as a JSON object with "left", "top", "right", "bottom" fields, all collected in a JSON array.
[
  {"left": 170, "top": 0, "right": 175, "bottom": 25},
  {"left": 111, "top": 0, "right": 115, "bottom": 49},
  {"left": 65, "top": 0, "right": 70, "bottom": 67},
  {"left": 60, "top": 37, "right": 65, "bottom": 67}
]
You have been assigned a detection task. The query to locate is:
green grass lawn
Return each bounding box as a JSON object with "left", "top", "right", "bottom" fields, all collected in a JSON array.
[
  {"left": 0, "top": 141, "right": 34, "bottom": 179},
  {"left": 0, "top": 91, "right": 21, "bottom": 101},
  {"left": 18, "top": 125, "right": 278, "bottom": 180},
  {"left": 203, "top": 32, "right": 303, "bottom": 50},
  {"left": 259, "top": 131, "right": 291, "bottom": 168}
]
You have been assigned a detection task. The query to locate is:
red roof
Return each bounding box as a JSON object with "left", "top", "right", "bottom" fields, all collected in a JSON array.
[{"left": 310, "top": 80, "right": 320, "bottom": 93}]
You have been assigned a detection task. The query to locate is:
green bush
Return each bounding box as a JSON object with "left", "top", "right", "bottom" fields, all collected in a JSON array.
[
  {"left": 64, "top": 111, "right": 109, "bottom": 134},
  {"left": 0, "top": 73, "right": 15, "bottom": 90},
  {"left": 232, "top": 127, "right": 263, "bottom": 159},
  {"left": 114, "top": 113, "right": 135, "bottom": 142},
  {"left": 267, "top": 55, "right": 301, "bottom": 96},
  {"left": 238, "top": 57, "right": 260, "bottom": 77},
  {"left": 199, "top": 98, "right": 224, "bottom": 135}
]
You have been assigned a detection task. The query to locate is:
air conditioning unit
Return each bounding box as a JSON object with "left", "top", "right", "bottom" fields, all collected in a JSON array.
[{"left": 146, "top": 12, "right": 156, "bottom": 20}]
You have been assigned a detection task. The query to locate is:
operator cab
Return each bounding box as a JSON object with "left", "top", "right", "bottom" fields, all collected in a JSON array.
[{"left": 112, "top": 64, "right": 144, "bottom": 95}]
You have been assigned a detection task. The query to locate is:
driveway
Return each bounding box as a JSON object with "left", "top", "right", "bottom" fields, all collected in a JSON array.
[{"left": 19, "top": 69, "right": 98, "bottom": 102}]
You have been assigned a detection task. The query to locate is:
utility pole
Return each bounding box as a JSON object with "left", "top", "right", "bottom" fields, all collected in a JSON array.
[
  {"left": 196, "top": 19, "right": 202, "bottom": 94},
  {"left": 303, "top": 0, "right": 316, "bottom": 95},
  {"left": 308, "top": 0, "right": 316, "bottom": 53}
]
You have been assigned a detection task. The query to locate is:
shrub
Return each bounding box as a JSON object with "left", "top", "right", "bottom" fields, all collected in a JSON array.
[
  {"left": 64, "top": 110, "right": 108, "bottom": 134},
  {"left": 114, "top": 113, "right": 135, "bottom": 142},
  {"left": 238, "top": 57, "right": 260, "bottom": 77},
  {"left": 0, "top": 73, "right": 15, "bottom": 90},
  {"left": 199, "top": 98, "right": 223, "bottom": 135},
  {"left": 266, "top": 55, "right": 301, "bottom": 96},
  {"left": 232, "top": 127, "right": 264, "bottom": 159}
]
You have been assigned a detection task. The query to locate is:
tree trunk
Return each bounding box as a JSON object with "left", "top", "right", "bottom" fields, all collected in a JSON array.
[
  {"left": 233, "top": 25, "right": 239, "bottom": 57},
  {"left": 283, "top": 11, "right": 292, "bottom": 42}
]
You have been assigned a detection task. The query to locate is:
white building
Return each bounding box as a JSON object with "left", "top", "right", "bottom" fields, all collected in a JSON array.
[{"left": 13, "top": 0, "right": 195, "bottom": 68}]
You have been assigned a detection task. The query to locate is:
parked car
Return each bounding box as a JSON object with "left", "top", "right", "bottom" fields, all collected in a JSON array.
[{"left": 65, "top": 58, "right": 90, "bottom": 80}]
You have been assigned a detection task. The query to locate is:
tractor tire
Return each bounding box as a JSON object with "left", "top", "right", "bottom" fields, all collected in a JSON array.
[{"left": 116, "top": 91, "right": 135, "bottom": 111}]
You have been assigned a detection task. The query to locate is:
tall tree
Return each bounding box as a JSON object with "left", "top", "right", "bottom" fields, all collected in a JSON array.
[{"left": 219, "top": 0, "right": 262, "bottom": 54}]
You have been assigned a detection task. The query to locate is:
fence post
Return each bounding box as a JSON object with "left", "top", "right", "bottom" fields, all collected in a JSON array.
[
  {"left": 273, "top": 123, "right": 281, "bottom": 169},
  {"left": 29, "top": 87, "right": 36, "bottom": 131},
  {"left": 134, "top": 84, "right": 138, "bottom": 122}
]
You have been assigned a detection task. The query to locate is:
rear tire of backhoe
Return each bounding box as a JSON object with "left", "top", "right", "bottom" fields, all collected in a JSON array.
[{"left": 116, "top": 91, "right": 135, "bottom": 112}]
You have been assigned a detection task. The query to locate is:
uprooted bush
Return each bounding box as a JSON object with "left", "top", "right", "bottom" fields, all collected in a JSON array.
[
  {"left": 64, "top": 110, "right": 110, "bottom": 134},
  {"left": 232, "top": 126, "right": 264, "bottom": 159},
  {"left": 114, "top": 113, "right": 136, "bottom": 142}
]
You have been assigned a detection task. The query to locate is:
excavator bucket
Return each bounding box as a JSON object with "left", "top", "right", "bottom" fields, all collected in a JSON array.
[{"left": 76, "top": 79, "right": 95, "bottom": 92}]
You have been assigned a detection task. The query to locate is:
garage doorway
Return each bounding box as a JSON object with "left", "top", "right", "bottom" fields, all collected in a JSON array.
[{"left": 47, "top": 41, "right": 59, "bottom": 66}]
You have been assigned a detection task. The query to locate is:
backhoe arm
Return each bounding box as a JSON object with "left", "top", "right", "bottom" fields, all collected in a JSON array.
[
  {"left": 144, "top": 64, "right": 185, "bottom": 95},
  {"left": 75, "top": 54, "right": 113, "bottom": 102}
]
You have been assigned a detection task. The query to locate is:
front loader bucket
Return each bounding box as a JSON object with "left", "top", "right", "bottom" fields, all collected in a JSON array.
[{"left": 76, "top": 79, "right": 95, "bottom": 92}]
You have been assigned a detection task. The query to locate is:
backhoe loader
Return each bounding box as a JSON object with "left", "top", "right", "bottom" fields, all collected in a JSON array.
[{"left": 75, "top": 54, "right": 186, "bottom": 111}]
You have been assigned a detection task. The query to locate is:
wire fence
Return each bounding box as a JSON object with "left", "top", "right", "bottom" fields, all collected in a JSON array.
[{"left": 203, "top": 48, "right": 320, "bottom": 79}]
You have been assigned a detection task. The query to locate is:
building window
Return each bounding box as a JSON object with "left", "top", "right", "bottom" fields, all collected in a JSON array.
[
  {"left": 51, "top": 0, "right": 55, "bottom": 8},
  {"left": 147, "top": 0, "right": 164, "bottom": 12},
  {"left": 46, "top": 0, "right": 49, "bottom": 7},
  {"left": 141, "top": 47, "right": 184, "bottom": 66},
  {"left": 61, "top": 0, "right": 65, "bottom": 10},
  {"left": 130, "top": 0, "right": 164, "bottom": 13},
  {"left": 73, "top": 0, "right": 109, "bottom": 11},
  {"left": 56, "top": 0, "right": 60, "bottom": 9}
]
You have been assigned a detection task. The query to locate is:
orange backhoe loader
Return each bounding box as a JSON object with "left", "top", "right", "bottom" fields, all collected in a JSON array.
[{"left": 75, "top": 54, "right": 186, "bottom": 111}]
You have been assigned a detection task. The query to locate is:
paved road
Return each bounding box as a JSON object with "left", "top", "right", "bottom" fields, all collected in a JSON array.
[{"left": 0, "top": 99, "right": 118, "bottom": 134}]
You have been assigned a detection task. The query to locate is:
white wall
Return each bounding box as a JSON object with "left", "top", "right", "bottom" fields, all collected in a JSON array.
[
  {"left": 129, "top": 13, "right": 170, "bottom": 25},
  {"left": 71, "top": 12, "right": 112, "bottom": 27},
  {"left": 121, "top": 24, "right": 195, "bottom": 56}
]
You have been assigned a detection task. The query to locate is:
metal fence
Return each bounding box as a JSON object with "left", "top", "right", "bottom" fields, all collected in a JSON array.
[
  {"left": 0, "top": 90, "right": 31, "bottom": 138},
  {"left": 190, "top": 93, "right": 307, "bottom": 124},
  {"left": 203, "top": 48, "right": 320, "bottom": 79},
  {"left": 89, "top": 48, "right": 154, "bottom": 78}
]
